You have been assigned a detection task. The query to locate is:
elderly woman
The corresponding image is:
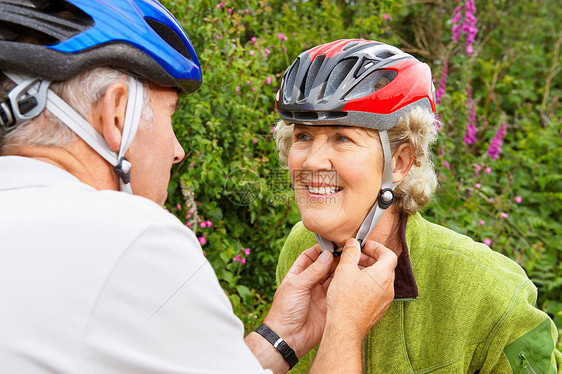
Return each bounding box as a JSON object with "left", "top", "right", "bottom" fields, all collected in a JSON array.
[{"left": 274, "top": 39, "right": 561, "bottom": 373}]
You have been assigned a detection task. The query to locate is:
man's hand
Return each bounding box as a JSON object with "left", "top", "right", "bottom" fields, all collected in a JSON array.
[
  {"left": 310, "top": 238, "right": 397, "bottom": 374},
  {"left": 263, "top": 244, "right": 335, "bottom": 357},
  {"left": 326, "top": 238, "right": 397, "bottom": 337}
]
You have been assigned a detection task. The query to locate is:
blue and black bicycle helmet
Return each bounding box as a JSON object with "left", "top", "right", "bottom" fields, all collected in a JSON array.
[
  {"left": 0, "top": 0, "right": 202, "bottom": 195},
  {"left": 0, "top": 0, "right": 202, "bottom": 92}
]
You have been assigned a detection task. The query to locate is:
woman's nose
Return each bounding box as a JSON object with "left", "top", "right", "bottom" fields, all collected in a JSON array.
[{"left": 302, "top": 141, "right": 332, "bottom": 170}]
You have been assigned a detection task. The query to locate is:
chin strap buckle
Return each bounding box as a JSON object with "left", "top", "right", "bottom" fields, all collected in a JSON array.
[
  {"left": 0, "top": 77, "right": 50, "bottom": 132},
  {"left": 114, "top": 157, "right": 131, "bottom": 184},
  {"left": 378, "top": 188, "right": 395, "bottom": 209}
]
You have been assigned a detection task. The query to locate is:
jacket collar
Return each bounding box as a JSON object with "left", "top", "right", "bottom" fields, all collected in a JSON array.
[{"left": 393, "top": 212, "right": 424, "bottom": 300}]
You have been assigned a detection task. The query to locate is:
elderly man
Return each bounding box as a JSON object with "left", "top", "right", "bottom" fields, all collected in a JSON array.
[{"left": 0, "top": 1, "right": 397, "bottom": 373}]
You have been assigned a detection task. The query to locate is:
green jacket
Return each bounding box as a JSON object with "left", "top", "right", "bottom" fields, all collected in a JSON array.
[{"left": 276, "top": 213, "right": 561, "bottom": 373}]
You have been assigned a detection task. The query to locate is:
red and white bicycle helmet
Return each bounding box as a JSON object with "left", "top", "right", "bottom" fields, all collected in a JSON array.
[{"left": 276, "top": 39, "right": 436, "bottom": 254}]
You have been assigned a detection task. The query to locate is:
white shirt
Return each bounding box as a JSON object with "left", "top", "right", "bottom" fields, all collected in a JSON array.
[{"left": 0, "top": 156, "right": 271, "bottom": 373}]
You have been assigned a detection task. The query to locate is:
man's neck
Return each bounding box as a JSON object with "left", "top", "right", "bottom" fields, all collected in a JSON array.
[{"left": 4, "top": 143, "right": 119, "bottom": 192}]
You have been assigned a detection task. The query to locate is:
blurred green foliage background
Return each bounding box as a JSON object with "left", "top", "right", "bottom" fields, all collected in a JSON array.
[{"left": 160, "top": 0, "right": 561, "bottom": 345}]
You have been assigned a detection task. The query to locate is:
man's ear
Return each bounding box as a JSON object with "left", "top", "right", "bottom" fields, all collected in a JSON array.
[
  {"left": 392, "top": 143, "right": 414, "bottom": 184},
  {"left": 98, "top": 82, "right": 128, "bottom": 153}
]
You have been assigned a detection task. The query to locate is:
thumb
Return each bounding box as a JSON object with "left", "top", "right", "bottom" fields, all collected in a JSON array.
[
  {"left": 340, "top": 238, "right": 360, "bottom": 266},
  {"left": 295, "top": 250, "right": 333, "bottom": 288}
]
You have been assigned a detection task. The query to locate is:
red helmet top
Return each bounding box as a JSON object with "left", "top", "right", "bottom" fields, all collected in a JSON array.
[{"left": 276, "top": 39, "right": 436, "bottom": 130}]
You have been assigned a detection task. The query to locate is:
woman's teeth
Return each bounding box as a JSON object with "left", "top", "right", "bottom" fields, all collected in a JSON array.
[{"left": 307, "top": 185, "right": 341, "bottom": 195}]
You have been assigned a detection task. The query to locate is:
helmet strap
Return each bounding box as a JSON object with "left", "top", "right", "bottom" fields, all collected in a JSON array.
[
  {"left": 314, "top": 130, "right": 397, "bottom": 255},
  {"left": 4, "top": 73, "right": 144, "bottom": 194}
]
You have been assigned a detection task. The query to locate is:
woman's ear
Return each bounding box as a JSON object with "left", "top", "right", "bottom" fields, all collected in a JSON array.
[
  {"left": 97, "top": 81, "right": 129, "bottom": 153},
  {"left": 392, "top": 143, "right": 414, "bottom": 184}
]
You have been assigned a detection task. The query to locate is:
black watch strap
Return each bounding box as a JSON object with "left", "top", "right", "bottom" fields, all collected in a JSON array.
[{"left": 255, "top": 323, "right": 299, "bottom": 369}]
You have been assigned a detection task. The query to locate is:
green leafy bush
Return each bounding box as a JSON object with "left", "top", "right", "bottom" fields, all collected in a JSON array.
[{"left": 160, "top": 0, "right": 560, "bottom": 345}]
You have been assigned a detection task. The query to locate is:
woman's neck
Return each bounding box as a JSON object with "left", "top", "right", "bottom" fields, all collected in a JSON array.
[{"left": 366, "top": 205, "right": 403, "bottom": 257}]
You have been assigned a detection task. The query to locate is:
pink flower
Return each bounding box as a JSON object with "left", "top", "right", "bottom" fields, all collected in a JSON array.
[
  {"left": 264, "top": 48, "right": 271, "bottom": 57},
  {"left": 278, "top": 33, "right": 287, "bottom": 41},
  {"left": 383, "top": 13, "right": 392, "bottom": 20},
  {"left": 487, "top": 124, "right": 507, "bottom": 160},
  {"left": 485, "top": 167, "right": 491, "bottom": 174},
  {"left": 251, "top": 36, "right": 257, "bottom": 42},
  {"left": 205, "top": 220, "right": 213, "bottom": 227},
  {"left": 270, "top": 125, "right": 276, "bottom": 133},
  {"left": 479, "top": 220, "right": 485, "bottom": 226},
  {"left": 240, "top": 258, "right": 246, "bottom": 265},
  {"left": 253, "top": 137, "right": 258, "bottom": 144},
  {"left": 435, "top": 61, "right": 448, "bottom": 105},
  {"left": 483, "top": 238, "right": 492, "bottom": 246},
  {"left": 244, "top": 8, "right": 249, "bottom": 14},
  {"left": 189, "top": 162, "right": 194, "bottom": 168},
  {"left": 200, "top": 221, "right": 207, "bottom": 228},
  {"left": 226, "top": 8, "right": 233, "bottom": 14},
  {"left": 185, "top": 222, "right": 191, "bottom": 227},
  {"left": 283, "top": 47, "right": 287, "bottom": 52},
  {"left": 251, "top": 87, "right": 256, "bottom": 92},
  {"left": 476, "top": 164, "right": 482, "bottom": 171},
  {"left": 246, "top": 80, "right": 251, "bottom": 86},
  {"left": 216, "top": 2, "right": 225, "bottom": 9},
  {"left": 475, "top": 183, "right": 481, "bottom": 189},
  {"left": 515, "top": 196, "right": 522, "bottom": 203},
  {"left": 198, "top": 236, "right": 207, "bottom": 245},
  {"left": 488, "top": 198, "right": 494, "bottom": 203},
  {"left": 265, "top": 76, "right": 272, "bottom": 85},
  {"left": 463, "top": 84, "right": 477, "bottom": 145},
  {"left": 249, "top": 50, "right": 254, "bottom": 56},
  {"left": 235, "top": 85, "right": 240, "bottom": 92},
  {"left": 176, "top": 203, "right": 182, "bottom": 210},
  {"left": 215, "top": 34, "right": 223, "bottom": 40},
  {"left": 443, "top": 160, "right": 451, "bottom": 170},
  {"left": 234, "top": 255, "right": 240, "bottom": 262},
  {"left": 501, "top": 212, "right": 508, "bottom": 219},
  {"left": 245, "top": 248, "right": 250, "bottom": 255}
]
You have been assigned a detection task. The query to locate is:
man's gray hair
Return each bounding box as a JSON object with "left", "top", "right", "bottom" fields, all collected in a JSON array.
[{"left": 0, "top": 67, "right": 153, "bottom": 153}]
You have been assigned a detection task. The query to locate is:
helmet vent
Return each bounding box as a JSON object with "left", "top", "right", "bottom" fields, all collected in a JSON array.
[
  {"left": 0, "top": 1, "right": 93, "bottom": 45},
  {"left": 376, "top": 50, "right": 396, "bottom": 59},
  {"left": 278, "top": 110, "right": 347, "bottom": 122},
  {"left": 344, "top": 70, "right": 397, "bottom": 101},
  {"left": 283, "top": 58, "right": 299, "bottom": 102},
  {"left": 342, "top": 40, "right": 361, "bottom": 51},
  {"left": 324, "top": 58, "right": 357, "bottom": 101},
  {"left": 304, "top": 55, "right": 325, "bottom": 98},
  {"left": 145, "top": 18, "right": 191, "bottom": 60}
]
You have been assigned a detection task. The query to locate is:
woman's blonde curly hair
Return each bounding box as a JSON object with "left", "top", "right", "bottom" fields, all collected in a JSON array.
[{"left": 274, "top": 106, "right": 439, "bottom": 215}]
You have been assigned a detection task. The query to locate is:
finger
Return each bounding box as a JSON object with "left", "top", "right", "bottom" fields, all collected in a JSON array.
[
  {"left": 293, "top": 249, "right": 334, "bottom": 289},
  {"left": 339, "top": 238, "right": 361, "bottom": 266},
  {"left": 363, "top": 241, "right": 398, "bottom": 273},
  {"left": 362, "top": 240, "right": 398, "bottom": 266},
  {"left": 285, "top": 244, "right": 322, "bottom": 280},
  {"left": 358, "top": 251, "right": 376, "bottom": 268}
]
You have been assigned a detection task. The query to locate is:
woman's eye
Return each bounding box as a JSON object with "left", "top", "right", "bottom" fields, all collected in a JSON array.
[{"left": 295, "top": 133, "right": 310, "bottom": 141}]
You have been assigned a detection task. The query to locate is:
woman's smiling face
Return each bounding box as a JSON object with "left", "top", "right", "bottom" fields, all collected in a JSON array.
[{"left": 288, "top": 124, "right": 384, "bottom": 246}]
